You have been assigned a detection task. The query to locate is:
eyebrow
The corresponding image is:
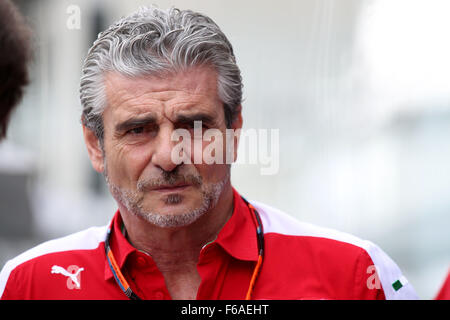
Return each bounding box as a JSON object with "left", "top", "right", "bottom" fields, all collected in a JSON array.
[
  {"left": 114, "top": 112, "right": 218, "bottom": 133},
  {"left": 174, "top": 112, "right": 217, "bottom": 126},
  {"left": 115, "top": 114, "right": 157, "bottom": 132}
]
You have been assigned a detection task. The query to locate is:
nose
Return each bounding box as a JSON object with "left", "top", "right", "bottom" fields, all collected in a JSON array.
[{"left": 151, "top": 125, "right": 180, "bottom": 172}]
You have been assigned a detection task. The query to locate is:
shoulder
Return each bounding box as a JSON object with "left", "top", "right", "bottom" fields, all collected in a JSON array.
[
  {"left": 250, "top": 199, "right": 373, "bottom": 249},
  {"left": 0, "top": 225, "right": 107, "bottom": 299},
  {"left": 249, "top": 199, "right": 419, "bottom": 299}
]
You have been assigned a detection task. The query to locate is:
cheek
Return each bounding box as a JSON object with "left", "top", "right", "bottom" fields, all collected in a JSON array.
[
  {"left": 195, "top": 162, "right": 230, "bottom": 186},
  {"left": 105, "top": 143, "right": 152, "bottom": 186}
]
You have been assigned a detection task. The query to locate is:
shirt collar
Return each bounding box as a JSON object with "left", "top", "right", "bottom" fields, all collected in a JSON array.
[
  {"left": 214, "top": 187, "right": 259, "bottom": 262},
  {"left": 104, "top": 187, "right": 259, "bottom": 280},
  {"left": 104, "top": 210, "right": 136, "bottom": 281}
]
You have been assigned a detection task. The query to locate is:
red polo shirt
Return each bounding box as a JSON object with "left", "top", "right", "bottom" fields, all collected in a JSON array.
[{"left": 0, "top": 188, "right": 418, "bottom": 299}]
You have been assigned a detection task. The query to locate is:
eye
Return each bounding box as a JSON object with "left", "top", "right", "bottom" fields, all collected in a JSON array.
[{"left": 127, "top": 127, "right": 144, "bottom": 135}]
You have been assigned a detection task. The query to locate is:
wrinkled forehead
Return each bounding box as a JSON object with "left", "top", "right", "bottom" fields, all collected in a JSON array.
[
  {"left": 102, "top": 66, "right": 224, "bottom": 124},
  {"left": 104, "top": 65, "right": 219, "bottom": 98}
]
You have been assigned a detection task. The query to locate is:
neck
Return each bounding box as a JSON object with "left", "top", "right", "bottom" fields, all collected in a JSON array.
[{"left": 119, "top": 182, "right": 234, "bottom": 272}]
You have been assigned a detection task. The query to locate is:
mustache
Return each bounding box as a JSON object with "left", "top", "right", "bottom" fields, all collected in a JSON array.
[{"left": 137, "top": 168, "right": 203, "bottom": 192}]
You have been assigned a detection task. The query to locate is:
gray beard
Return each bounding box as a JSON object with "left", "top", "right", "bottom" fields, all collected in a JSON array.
[{"left": 104, "top": 164, "right": 230, "bottom": 228}]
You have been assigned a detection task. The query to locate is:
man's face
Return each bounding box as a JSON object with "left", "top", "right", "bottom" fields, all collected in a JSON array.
[{"left": 87, "top": 66, "right": 240, "bottom": 228}]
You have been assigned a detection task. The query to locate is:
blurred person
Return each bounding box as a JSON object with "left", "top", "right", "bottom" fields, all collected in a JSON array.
[
  {"left": 0, "top": 0, "right": 31, "bottom": 139},
  {"left": 0, "top": 6, "right": 418, "bottom": 300},
  {"left": 435, "top": 270, "right": 450, "bottom": 300}
]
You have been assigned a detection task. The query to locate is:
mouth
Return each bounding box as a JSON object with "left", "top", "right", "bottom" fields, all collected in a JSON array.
[{"left": 151, "top": 183, "right": 191, "bottom": 193}]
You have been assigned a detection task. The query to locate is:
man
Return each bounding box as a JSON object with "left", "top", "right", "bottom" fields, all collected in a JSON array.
[
  {"left": 0, "top": 0, "right": 31, "bottom": 139},
  {"left": 0, "top": 6, "right": 418, "bottom": 300}
]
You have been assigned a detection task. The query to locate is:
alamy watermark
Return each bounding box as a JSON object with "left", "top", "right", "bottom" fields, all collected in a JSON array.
[
  {"left": 366, "top": 265, "right": 382, "bottom": 290},
  {"left": 66, "top": 4, "right": 81, "bottom": 30},
  {"left": 170, "top": 121, "right": 279, "bottom": 175}
]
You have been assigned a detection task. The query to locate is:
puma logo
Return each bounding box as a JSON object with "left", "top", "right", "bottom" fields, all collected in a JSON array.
[{"left": 51, "top": 265, "right": 84, "bottom": 289}]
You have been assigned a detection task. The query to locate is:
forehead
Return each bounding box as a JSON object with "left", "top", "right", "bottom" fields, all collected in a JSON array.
[{"left": 103, "top": 66, "right": 222, "bottom": 122}]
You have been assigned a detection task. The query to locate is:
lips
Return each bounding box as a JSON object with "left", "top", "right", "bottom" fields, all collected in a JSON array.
[{"left": 150, "top": 183, "right": 191, "bottom": 192}]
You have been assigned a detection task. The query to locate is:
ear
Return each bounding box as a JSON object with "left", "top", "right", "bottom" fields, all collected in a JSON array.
[
  {"left": 82, "top": 124, "right": 105, "bottom": 173},
  {"left": 230, "top": 107, "right": 243, "bottom": 163}
]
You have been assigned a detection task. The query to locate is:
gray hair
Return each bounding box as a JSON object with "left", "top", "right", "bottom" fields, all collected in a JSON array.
[{"left": 80, "top": 6, "right": 243, "bottom": 142}]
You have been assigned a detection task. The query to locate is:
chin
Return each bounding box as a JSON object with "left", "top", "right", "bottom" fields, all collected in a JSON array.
[
  {"left": 142, "top": 191, "right": 203, "bottom": 213},
  {"left": 138, "top": 202, "right": 210, "bottom": 228}
]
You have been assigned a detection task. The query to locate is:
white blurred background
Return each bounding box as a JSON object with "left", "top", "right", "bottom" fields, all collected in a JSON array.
[{"left": 1, "top": 0, "right": 449, "bottom": 299}]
